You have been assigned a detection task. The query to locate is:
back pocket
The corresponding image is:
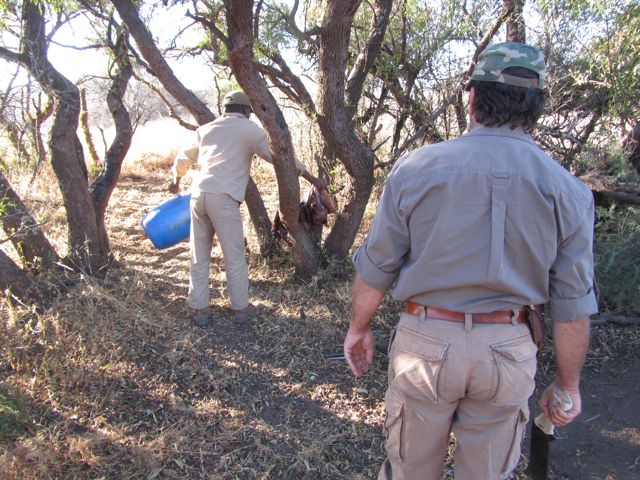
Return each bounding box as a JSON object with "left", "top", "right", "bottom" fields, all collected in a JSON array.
[
  {"left": 490, "top": 334, "right": 537, "bottom": 406},
  {"left": 389, "top": 325, "right": 449, "bottom": 403}
]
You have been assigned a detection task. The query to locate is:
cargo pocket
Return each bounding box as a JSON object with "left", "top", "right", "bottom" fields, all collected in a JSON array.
[
  {"left": 389, "top": 325, "right": 449, "bottom": 403},
  {"left": 501, "top": 407, "right": 530, "bottom": 477},
  {"left": 387, "top": 325, "right": 398, "bottom": 355},
  {"left": 383, "top": 393, "right": 405, "bottom": 464},
  {"left": 490, "top": 334, "right": 537, "bottom": 406}
]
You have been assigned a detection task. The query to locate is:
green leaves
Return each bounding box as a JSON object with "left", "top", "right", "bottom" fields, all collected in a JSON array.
[
  {"left": 0, "top": 388, "right": 29, "bottom": 440},
  {"left": 570, "top": 2, "right": 640, "bottom": 121},
  {"left": 595, "top": 204, "right": 640, "bottom": 314}
]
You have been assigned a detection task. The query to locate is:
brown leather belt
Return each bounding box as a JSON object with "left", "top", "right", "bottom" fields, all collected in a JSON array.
[{"left": 405, "top": 301, "right": 527, "bottom": 325}]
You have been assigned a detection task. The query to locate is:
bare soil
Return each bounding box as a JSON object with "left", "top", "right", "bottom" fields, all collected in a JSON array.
[
  {"left": 1, "top": 166, "right": 638, "bottom": 479},
  {"left": 528, "top": 327, "right": 640, "bottom": 480}
]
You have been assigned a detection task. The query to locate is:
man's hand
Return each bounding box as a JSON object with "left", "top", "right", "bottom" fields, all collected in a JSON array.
[
  {"left": 343, "top": 327, "right": 375, "bottom": 378},
  {"left": 539, "top": 383, "right": 582, "bottom": 427},
  {"left": 344, "top": 275, "right": 385, "bottom": 378},
  {"left": 542, "top": 317, "right": 589, "bottom": 427},
  {"left": 168, "top": 179, "right": 181, "bottom": 194}
]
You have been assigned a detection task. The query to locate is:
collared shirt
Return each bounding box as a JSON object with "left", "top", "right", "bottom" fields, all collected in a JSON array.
[
  {"left": 171, "top": 113, "right": 306, "bottom": 202},
  {"left": 354, "top": 124, "right": 598, "bottom": 322}
]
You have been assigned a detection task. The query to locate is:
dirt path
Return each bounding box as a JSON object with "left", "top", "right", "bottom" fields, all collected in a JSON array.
[{"left": 533, "top": 346, "right": 640, "bottom": 479}]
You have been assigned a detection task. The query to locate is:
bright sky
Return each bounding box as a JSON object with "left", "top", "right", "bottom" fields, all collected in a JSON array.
[
  {"left": 43, "top": 2, "right": 315, "bottom": 95},
  {"left": 46, "top": 5, "right": 215, "bottom": 91}
]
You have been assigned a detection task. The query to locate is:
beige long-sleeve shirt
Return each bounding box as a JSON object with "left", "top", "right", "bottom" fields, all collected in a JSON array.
[
  {"left": 172, "top": 112, "right": 306, "bottom": 202},
  {"left": 354, "top": 124, "right": 598, "bottom": 322}
]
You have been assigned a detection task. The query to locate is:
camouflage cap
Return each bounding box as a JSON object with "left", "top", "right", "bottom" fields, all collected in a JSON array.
[
  {"left": 469, "top": 42, "right": 545, "bottom": 89},
  {"left": 223, "top": 90, "right": 252, "bottom": 107}
]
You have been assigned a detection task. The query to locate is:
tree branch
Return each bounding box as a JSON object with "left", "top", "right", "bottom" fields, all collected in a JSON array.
[
  {"left": 132, "top": 72, "right": 198, "bottom": 131},
  {"left": 345, "top": 0, "right": 392, "bottom": 121},
  {"left": 112, "top": 0, "right": 215, "bottom": 125},
  {"left": 186, "top": 10, "right": 232, "bottom": 50}
]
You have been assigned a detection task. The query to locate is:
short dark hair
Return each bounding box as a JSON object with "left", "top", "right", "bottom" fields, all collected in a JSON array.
[
  {"left": 225, "top": 104, "right": 252, "bottom": 115},
  {"left": 469, "top": 67, "right": 545, "bottom": 133}
]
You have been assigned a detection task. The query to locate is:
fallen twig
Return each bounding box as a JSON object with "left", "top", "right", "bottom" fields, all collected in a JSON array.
[{"left": 591, "top": 313, "right": 640, "bottom": 326}]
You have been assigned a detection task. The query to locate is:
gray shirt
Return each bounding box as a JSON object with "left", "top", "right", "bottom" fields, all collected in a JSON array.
[{"left": 354, "top": 124, "right": 598, "bottom": 322}]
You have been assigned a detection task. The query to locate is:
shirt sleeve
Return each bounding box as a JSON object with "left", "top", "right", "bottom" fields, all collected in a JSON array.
[
  {"left": 352, "top": 176, "right": 409, "bottom": 292},
  {"left": 293, "top": 156, "right": 307, "bottom": 175},
  {"left": 254, "top": 130, "right": 273, "bottom": 163},
  {"left": 171, "top": 141, "right": 198, "bottom": 178},
  {"left": 548, "top": 196, "right": 599, "bottom": 322}
]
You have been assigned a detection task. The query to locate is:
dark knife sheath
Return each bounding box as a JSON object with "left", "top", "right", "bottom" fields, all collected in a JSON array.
[
  {"left": 527, "top": 413, "right": 556, "bottom": 479},
  {"left": 526, "top": 387, "right": 572, "bottom": 480}
]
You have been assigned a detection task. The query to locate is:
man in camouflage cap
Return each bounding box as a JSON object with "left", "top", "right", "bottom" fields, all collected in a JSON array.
[
  {"left": 343, "top": 42, "right": 595, "bottom": 479},
  {"left": 469, "top": 41, "right": 546, "bottom": 88}
]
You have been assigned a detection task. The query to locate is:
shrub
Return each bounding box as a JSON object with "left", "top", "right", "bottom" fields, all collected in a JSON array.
[{"left": 594, "top": 205, "right": 640, "bottom": 314}]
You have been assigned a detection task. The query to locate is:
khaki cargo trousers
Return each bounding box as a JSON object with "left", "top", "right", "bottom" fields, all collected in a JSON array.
[
  {"left": 379, "top": 311, "right": 538, "bottom": 480},
  {"left": 187, "top": 192, "right": 249, "bottom": 311}
]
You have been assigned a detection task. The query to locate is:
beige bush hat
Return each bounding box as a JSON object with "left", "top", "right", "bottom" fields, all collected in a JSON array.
[{"left": 223, "top": 90, "right": 252, "bottom": 107}]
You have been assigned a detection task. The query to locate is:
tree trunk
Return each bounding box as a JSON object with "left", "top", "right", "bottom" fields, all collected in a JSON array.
[
  {"left": 623, "top": 121, "right": 640, "bottom": 174},
  {"left": 225, "top": 0, "right": 319, "bottom": 280},
  {"left": 80, "top": 88, "right": 101, "bottom": 167},
  {"left": 316, "top": 0, "right": 375, "bottom": 260},
  {"left": 1, "top": 122, "right": 32, "bottom": 165},
  {"left": 0, "top": 248, "right": 50, "bottom": 310},
  {"left": 580, "top": 172, "right": 640, "bottom": 207},
  {"left": 0, "top": 171, "right": 59, "bottom": 269},
  {"left": 251, "top": 0, "right": 390, "bottom": 260},
  {"left": 111, "top": 0, "right": 215, "bottom": 126},
  {"left": 20, "top": 1, "right": 104, "bottom": 273},
  {"left": 345, "top": 0, "right": 393, "bottom": 121},
  {"left": 245, "top": 178, "right": 276, "bottom": 256},
  {"left": 454, "top": 90, "right": 468, "bottom": 134},
  {"left": 90, "top": 29, "right": 133, "bottom": 262},
  {"left": 27, "top": 92, "right": 53, "bottom": 182},
  {"left": 505, "top": 0, "right": 526, "bottom": 43}
]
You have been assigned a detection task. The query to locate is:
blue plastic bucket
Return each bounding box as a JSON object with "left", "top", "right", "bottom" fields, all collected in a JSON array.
[{"left": 141, "top": 194, "right": 191, "bottom": 249}]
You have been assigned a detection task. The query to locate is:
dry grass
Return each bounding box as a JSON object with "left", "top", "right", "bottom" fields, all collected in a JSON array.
[{"left": 1, "top": 157, "right": 639, "bottom": 479}]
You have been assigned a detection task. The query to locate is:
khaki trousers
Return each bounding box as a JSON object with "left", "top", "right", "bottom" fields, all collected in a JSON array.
[
  {"left": 187, "top": 192, "right": 249, "bottom": 311},
  {"left": 379, "top": 311, "right": 537, "bottom": 480}
]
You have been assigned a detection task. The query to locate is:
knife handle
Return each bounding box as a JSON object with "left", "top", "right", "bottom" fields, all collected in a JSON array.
[
  {"left": 534, "top": 386, "right": 573, "bottom": 434},
  {"left": 534, "top": 413, "right": 555, "bottom": 434}
]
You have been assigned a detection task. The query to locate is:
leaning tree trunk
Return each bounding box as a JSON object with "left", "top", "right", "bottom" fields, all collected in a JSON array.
[
  {"left": 344, "top": 0, "right": 393, "bottom": 121},
  {"left": 113, "top": 0, "right": 273, "bottom": 256},
  {"left": 317, "top": 0, "right": 376, "bottom": 260},
  {"left": 90, "top": 29, "right": 133, "bottom": 262},
  {"left": 20, "top": 1, "right": 104, "bottom": 273},
  {"left": 225, "top": 0, "right": 319, "bottom": 279},
  {"left": 0, "top": 170, "right": 59, "bottom": 270},
  {"left": 0, "top": 249, "right": 50, "bottom": 310},
  {"left": 111, "top": 0, "right": 214, "bottom": 126}
]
